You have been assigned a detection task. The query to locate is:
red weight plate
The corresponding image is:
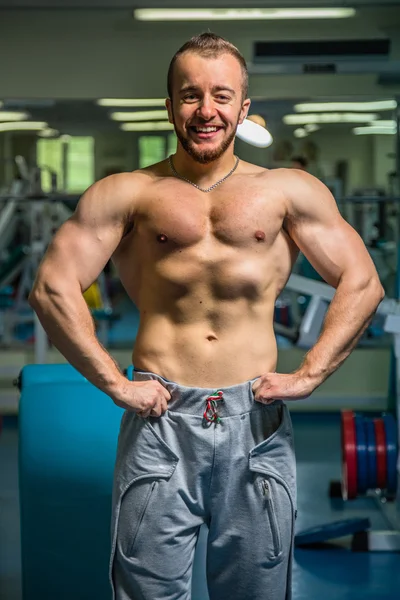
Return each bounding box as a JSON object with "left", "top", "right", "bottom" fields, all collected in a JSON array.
[
  {"left": 373, "top": 418, "right": 387, "bottom": 490},
  {"left": 341, "top": 410, "right": 358, "bottom": 500}
]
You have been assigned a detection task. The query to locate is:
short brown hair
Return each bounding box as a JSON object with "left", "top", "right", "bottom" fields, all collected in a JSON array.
[{"left": 167, "top": 32, "right": 248, "bottom": 101}]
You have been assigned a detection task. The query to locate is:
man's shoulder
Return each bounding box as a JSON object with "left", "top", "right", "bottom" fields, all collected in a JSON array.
[
  {"left": 240, "top": 163, "right": 312, "bottom": 185},
  {"left": 76, "top": 171, "right": 150, "bottom": 216},
  {"left": 261, "top": 166, "right": 311, "bottom": 182},
  {"left": 96, "top": 169, "right": 153, "bottom": 191},
  {"left": 260, "top": 167, "right": 323, "bottom": 198},
  {"left": 91, "top": 168, "right": 162, "bottom": 201}
]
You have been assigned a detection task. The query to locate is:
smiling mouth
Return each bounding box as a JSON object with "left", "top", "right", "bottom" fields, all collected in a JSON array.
[{"left": 190, "top": 125, "right": 224, "bottom": 134}]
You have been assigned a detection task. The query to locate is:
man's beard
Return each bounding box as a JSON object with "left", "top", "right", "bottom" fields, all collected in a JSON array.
[{"left": 173, "top": 117, "right": 239, "bottom": 165}]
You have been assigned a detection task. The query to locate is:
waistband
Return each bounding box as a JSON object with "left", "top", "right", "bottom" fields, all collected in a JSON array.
[{"left": 133, "top": 368, "right": 281, "bottom": 418}]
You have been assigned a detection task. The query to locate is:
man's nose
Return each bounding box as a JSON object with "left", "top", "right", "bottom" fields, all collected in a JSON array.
[{"left": 196, "top": 97, "right": 216, "bottom": 121}]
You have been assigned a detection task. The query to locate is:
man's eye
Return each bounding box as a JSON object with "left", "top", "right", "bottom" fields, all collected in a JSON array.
[{"left": 184, "top": 94, "right": 197, "bottom": 101}]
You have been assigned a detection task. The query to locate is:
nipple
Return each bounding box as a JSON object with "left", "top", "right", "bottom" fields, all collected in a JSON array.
[
  {"left": 157, "top": 234, "right": 168, "bottom": 243},
  {"left": 255, "top": 230, "right": 265, "bottom": 242}
]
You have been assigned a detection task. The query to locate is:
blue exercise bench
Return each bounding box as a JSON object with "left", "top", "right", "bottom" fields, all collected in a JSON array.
[{"left": 19, "top": 364, "right": 123, "bottom": 600}]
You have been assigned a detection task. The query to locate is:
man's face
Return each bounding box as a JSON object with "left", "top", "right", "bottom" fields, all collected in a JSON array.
[{"left": 166, "top": 52, "right": 250, "bottom": 164}]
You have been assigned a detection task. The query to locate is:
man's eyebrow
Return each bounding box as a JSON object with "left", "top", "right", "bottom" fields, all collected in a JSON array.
[
  {"left": 179, "top": 85, "right": 236, "bottom": 95},
  {"left": 179, "top": 85, "right": 200, "bottom": 94},
  {"left": 213, "top": 85, "right": 236, "bottom": 95}
]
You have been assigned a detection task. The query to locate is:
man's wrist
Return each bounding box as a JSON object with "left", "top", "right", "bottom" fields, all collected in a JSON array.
[
  {"left": 102, "top": 371, "right": 130, "bottom": 400},
  {"left": 295, "top": 364, "right": 326, "bottom": 391}
]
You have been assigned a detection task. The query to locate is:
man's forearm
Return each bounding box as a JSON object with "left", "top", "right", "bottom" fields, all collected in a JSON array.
[
  {"left": 298, "top": 276, "right": 384, "bottom": 387},
  {"left": 29, "top": 283, "right": 126, "bottom": 398}
]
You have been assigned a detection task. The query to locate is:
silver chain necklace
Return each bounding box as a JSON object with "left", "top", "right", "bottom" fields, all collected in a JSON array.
[{"left": 168, "top": 155, "right": 240, "bottom": 193}]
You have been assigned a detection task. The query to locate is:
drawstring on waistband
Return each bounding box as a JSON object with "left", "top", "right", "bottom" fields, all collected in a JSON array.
[{"left": 203, "top": 390, "right": 224, "bottom": 425}]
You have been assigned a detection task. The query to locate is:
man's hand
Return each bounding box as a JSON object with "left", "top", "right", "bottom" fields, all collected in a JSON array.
[
  {"left": 252, "top": 372, "right": 315, "bottom": 404},
  {"left": 112, "top": 380, "right": 171, "bottom": 417}
]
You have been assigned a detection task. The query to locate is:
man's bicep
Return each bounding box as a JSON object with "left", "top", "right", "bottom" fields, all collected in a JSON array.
[
  {"left": 286, "top": 173, "right": 375, "bottom": 287},
  {"left": 37, "top": 217, "right": 123, "bottom": 292},
  {"left": 34, "top": 174, "right": 136, "bottom": 292},
  {"left": 291, "top": 217, "right": 374, "bottom": 287}
]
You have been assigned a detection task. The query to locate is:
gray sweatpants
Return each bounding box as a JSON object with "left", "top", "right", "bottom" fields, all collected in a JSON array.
[{"left": 110, "top": 370, "right": 297, "bottom": 600}]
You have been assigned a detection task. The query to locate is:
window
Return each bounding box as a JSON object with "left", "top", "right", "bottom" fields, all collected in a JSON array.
[
  {"left": 37, "top": 136, "right": 94, "bottom": 193},
  {"left": 67, "top": 137, "right": 95, "bottom": 193},
  {"left": 138, "top": 133, "right": 178, "bottom": 169},
  {"left": 36, "top": 139, "right": 63, "bottom": 192},
  {"left": 139, "top": 136, "right": 166, "bottom": 169}
]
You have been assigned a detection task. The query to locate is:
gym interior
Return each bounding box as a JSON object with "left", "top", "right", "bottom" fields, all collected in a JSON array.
[{"left": 1, "top": 1, "right": 400, "bottom": 599}]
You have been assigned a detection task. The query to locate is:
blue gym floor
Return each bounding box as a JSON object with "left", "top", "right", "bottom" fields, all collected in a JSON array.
[{"left": 1, "top": 413, "right": 399, "bottom": 600}]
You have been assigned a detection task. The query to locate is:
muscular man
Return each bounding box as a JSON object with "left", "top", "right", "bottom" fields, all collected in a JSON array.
[{"left": 30, "top": 33, "right": 383, "bottom": 600}]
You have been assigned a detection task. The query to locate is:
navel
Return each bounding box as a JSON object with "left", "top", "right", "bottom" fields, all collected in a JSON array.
[
  {"left": 255, "top": 230, "right": 266, "bottom": 242},
  {"left": 157, "top": 233, "right": 168, "bottom": 243},
  {"left": 206, "top": 334, "right": 218, "bottom": 342}
]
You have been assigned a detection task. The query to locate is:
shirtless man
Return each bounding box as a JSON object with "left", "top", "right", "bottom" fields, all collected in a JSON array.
[{"left": 30, "top": 33, "right": 383, "bottom": 600}]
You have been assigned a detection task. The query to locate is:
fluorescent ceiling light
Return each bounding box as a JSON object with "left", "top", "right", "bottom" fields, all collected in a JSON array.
[
  {"left": 0, "top": 121, "right": 47, "bottom": 132},
  {"left": 236, "top": 118, "right": 273, "bottom": 148},
  {"left": 97, "top": 98, "right": 166, "bottom": 107},
  {"left": 284, "top": 113, "right": 378, "bottom": 125},
  {"left": 294, "top": 100, "right": 396, "bottom": 113},
  {"left": 353, "top": 126, "right": 396, "bottom": 135},
  {"left": 38, "top": 128, "right": 59, "bottom": 138},
  {"left": 370, "top": 120, "right": 396, "bottom": 127},
  {"left": 0, "top": 111, "right": 29, "bottom": 121},
  {"left": 304, "top": 124, "right": 320, "bottom": 133},
  {"left": 121, "top": 121, "right": 174, "bottom": 132},
  {"left": 294, "top": 128, "right": 308, "bottom": 138},
  {"left": 134, "top": 8, "right": 355, "bottom": 21},
  {"left": 111, "top": 110, "right": 168, "bottom": 122}
]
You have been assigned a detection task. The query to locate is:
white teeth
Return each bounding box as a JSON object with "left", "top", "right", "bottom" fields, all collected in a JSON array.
[{"left": 195, "top": 127, "right": 218, "bottom": 132}]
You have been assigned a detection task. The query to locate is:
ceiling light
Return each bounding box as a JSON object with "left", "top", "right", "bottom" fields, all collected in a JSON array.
[
  {"left": 134, "top": 8, "right": 356, "bottom": 21},
  {"left": 294, "top": 128, "right": 308, "bottom": 138},
  {"left": 38, "top": 128, "right": 60, "bottom": 138},
  {"left": 304, "top": 124, "right": 320, "bottom": 133},
  {"left": 236, "top": 118, "right": 273, "bottom": 148},
  {"left": 353, "top": 127, "right": 396, "bottom": 135},
  {"left": 120, "top": 121, "right": 174, "bottom": 132},
  {"left": 370, "top": 120, "right": 396, "bottom": 128},
  {"left": 294, "top": 100, "right": 396, "bottom": 112},
  {"left": 111, "top": 110, "right": 168, "bottom": 122},
  {"left": 0, "top": 111, "right": 29, "bottom": 121},
  {"left": 0, "top": 121, "right": 47, "bottom": 132},
  {"left": 284, "top": 113, "right": 378, "bottom": 125},
  {"left": 97, "top": 98, "right": 166, "bottom": 107}
]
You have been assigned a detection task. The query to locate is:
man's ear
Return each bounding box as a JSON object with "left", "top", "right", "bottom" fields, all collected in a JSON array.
[
  {"left": 166, "top": 98, "right": 174, "bottom": 124},
  {"left": 239, "top": 98, "right": 251, "bottom": 124}
]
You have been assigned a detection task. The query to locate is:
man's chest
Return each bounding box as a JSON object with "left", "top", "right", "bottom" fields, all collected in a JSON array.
[{"left": 136, "top": 186, "right": 287, "bottom": 251}]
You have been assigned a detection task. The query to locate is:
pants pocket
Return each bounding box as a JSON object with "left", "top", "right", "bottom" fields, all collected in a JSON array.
[
  {"left": 118, "top": 479, "right": 159, "bottom": 558},
  {"left": 248, "top": 403, "right": 297, "bottom": 566},
  {"left": 258, "top": 477, "right": 283, "bottom": 560},
  {"left": 249, "top": 403, "right": 296, "bottom": 495}
]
